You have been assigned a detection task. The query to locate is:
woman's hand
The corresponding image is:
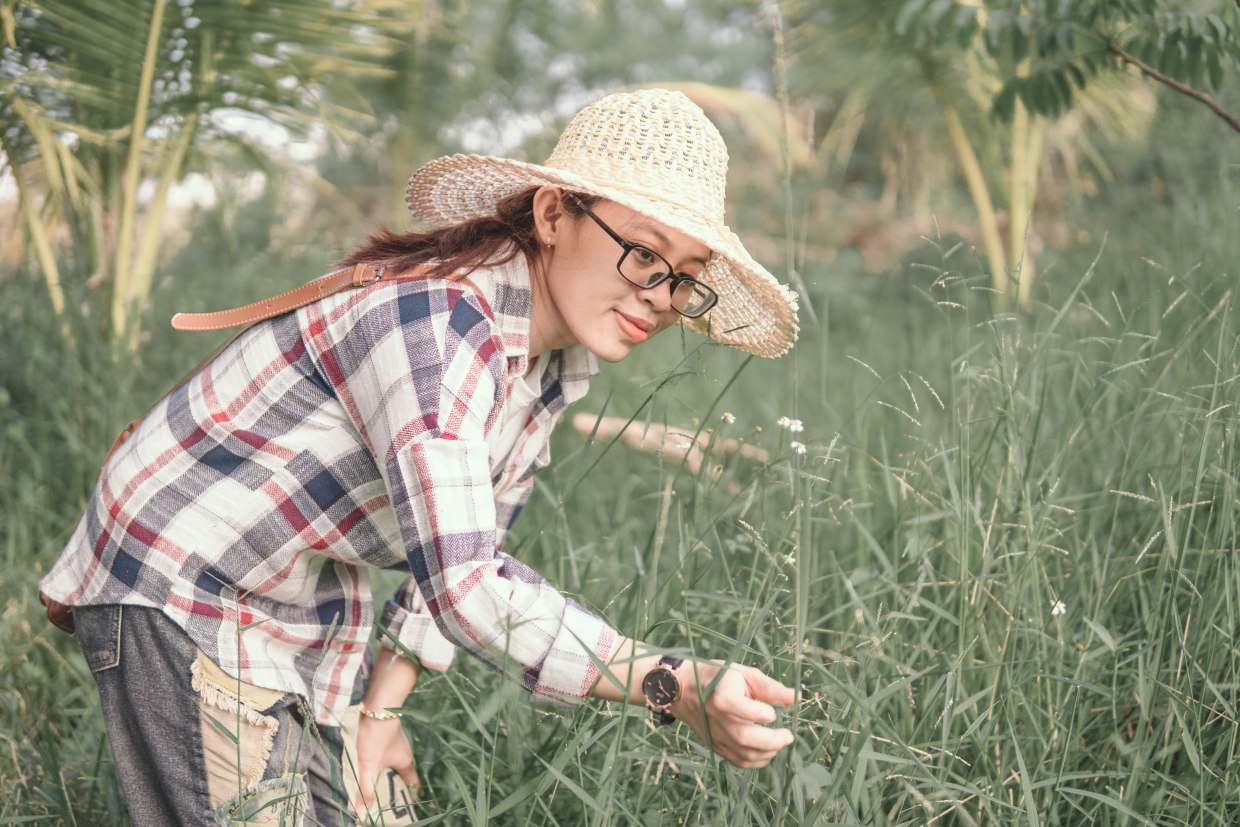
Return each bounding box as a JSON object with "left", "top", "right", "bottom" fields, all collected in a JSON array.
[
  {"left": 355, "top": 647, "right": 421, "bottom": 809},
  {"left": 354, "top": 715, "right": 419, "bottom": 806},
  {"left": 589, "top": 637, "right": 796, "bottom": 769},
  {"left": 668, "top": 661, "right": 796, "bottom": 769}
]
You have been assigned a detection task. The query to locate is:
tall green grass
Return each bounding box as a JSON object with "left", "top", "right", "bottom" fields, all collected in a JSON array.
[{"left": 3, "top": 134, "right": 1239, "bottom": 825}]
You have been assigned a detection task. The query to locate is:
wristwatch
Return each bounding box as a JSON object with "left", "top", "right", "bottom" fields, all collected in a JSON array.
[{"left": 640, "top": 656, "right": 684, "bottom": 726}]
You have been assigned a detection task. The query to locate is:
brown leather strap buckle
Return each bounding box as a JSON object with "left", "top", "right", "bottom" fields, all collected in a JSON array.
[{"left": 350, "top": 262, "right": 383, "bottom": 288}]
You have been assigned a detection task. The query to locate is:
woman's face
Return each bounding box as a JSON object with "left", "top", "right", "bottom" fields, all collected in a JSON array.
[{"left": 531, "top": 190, "right": 713, "bottom": 363}]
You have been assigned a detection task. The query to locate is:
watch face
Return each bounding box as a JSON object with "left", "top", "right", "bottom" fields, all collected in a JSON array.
[{"left": 642, "top": 667, "right": 680, "bottom": 709}]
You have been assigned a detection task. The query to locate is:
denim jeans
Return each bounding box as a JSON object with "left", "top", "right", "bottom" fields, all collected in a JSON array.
[{"left": 73, "top": 604, "right": 352, "bottom": 827}]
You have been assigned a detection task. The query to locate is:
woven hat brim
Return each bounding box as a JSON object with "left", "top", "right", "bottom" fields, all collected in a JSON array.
[{"left": 406, "top": 154, "right": 799, "bottom": 358}]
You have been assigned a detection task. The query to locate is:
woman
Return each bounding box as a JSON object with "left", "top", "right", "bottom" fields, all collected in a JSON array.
[{"left": 40, "top": 88, "right": 800, "bottom": 825}]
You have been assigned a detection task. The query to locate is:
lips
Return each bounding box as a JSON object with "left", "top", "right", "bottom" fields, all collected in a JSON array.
[{"left": 614, "top": 310, "right": 653, "bottom": 342}]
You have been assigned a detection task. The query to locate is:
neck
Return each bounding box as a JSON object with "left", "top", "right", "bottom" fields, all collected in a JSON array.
[{"left": 527, "top": 252, "right": 572, "bottom": 360}]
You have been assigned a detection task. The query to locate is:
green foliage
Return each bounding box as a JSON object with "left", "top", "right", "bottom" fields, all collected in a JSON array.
[
  {"left": 783, "top": 0, "right": 1240, "bottom": 315},
  {"left": 4, "top": 1, "right": 1240, "bottom": 823},
  {"left": 886, "top": 0, "right": 1240, "bottom": 121},
  {"left": 4, "top": 90, "right": 1240, "bottom": 822},
  {"left": 4, "top": 0, "right": 391, "bottom": 163},
  {"left": 1, "top": 0, "right": 394, "bottom": 344}
]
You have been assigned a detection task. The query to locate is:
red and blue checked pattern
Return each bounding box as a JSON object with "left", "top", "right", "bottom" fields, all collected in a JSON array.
[{"left": 41, "top": 257, "right": 615, "bottom": 724}]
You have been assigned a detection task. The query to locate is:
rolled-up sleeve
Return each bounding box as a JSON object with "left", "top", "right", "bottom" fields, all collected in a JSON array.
[
  {"left": 307, "top": 281, "right": 616, "bottom": 703},
  {"left": 379, "top": 581, "right": 458, "bottom": 671}
]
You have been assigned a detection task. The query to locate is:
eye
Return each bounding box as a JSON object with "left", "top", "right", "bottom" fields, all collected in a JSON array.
[{"left": 631, "top": 246, "right": 660, "bottom": 267}]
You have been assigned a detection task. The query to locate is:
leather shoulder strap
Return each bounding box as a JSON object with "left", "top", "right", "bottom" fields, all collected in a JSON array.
[
  {"left": 172, "top": 262, "right": 487, "bottom": 332},
  {"left": 171, "top": 263, "right": 386, "bottom": 332},
  {"left": 105, "top": 262, "right": 485, "bottom": 465},
  {"left": 107, "top": 263, "right": 387, "bottom": 463}
]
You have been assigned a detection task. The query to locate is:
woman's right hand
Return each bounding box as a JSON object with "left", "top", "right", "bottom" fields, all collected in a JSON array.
[
  {"left": 355, "top": 648, "right": 422, "bottom": 808},
  {"left": 668, "top": 661, "right": 796, "bottom": 769},
  {"left": 354, "top": 715, "right": 419, "bottom": 806}
]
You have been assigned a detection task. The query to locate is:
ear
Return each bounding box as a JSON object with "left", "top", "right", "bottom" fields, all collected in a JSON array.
[{"left": 532, "top": 186, "right": 567, "bottom": 246}]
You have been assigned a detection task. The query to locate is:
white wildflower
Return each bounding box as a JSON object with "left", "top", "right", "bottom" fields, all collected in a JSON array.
[
  {"left": 790, "top": 441, "right": 807, "bottom": 455},
  {"left": 1050, "top": 600, "right": 1067, "bottom": 617},
  {"left": 721, "top": 412, "right": 736, "bottom": 424},
  {"left": 777, "top": 416, "right": 804, "bottom": 433}
]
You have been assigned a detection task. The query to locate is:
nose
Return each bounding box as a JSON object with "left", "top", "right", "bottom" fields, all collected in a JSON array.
[{"left": 635, "top": 279, "right": 675, "bottom": 315}]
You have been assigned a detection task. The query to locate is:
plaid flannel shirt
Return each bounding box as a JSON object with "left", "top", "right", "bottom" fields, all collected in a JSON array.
[{"left": 41, "top": 255, "right": 619, "bottom": 725}]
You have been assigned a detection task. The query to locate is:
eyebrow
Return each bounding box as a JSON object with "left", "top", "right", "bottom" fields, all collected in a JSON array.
[{"left": 639, "top": 227, "right": 711, "bottom": 269}]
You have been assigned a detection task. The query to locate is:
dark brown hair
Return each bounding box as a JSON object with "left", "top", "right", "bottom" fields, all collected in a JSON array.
[{"left": 338, "top": 186, "right": 598, "bottom": 278}]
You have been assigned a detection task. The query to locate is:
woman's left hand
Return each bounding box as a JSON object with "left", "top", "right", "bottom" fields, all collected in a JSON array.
[{"left": 354, "top": 715, "right": 419, "bottom": 807}]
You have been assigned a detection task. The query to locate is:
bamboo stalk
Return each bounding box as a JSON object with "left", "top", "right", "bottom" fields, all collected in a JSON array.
[
  {"left": 110, "top": 0, "right": 167, "bottom": 349},
  {"left": 924, "top": 64, "right": 1008, "bottom": 311},
  {"left": 126, "top": 112, "right": 199, "bottom": 350},
  {"left": 1017, "top": 116, "right": 1047, "bottom": 313},
  {"left": 1008, "top": 94, "right": 1031, "bottom": 311},
  {"left": 1, "top": 115, "right": 68, "bottom": 316},
  {"left": 768, "top": 0, "right": 817, "bottom": 324},
  {"left": 819, "top": 89, "right": 866, "bottom": 180},
  {"left": 4, "top": 146, "right": 67, "bottom": 321}
]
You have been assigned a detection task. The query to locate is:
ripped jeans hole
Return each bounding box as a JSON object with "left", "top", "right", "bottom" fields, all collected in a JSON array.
[
  {"left": 191, "top": 650, "right": 293, "bottom": 809},
  {"left": 212, "top": 774, "right": 309, "bottom": 827}
]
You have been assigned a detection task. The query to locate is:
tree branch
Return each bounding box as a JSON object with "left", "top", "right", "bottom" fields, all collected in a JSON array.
[{"left": 1107, "top": 41, "right": 1240, "bottom": 135}]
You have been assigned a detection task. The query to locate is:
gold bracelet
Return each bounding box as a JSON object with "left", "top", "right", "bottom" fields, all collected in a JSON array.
[{"left": 359, "top": 706, "right": 401, "bottom": 721}]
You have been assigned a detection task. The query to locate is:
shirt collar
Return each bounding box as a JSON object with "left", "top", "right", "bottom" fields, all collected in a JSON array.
[{"left": 470, "top": 252, "right": 598, "bottom": 402}]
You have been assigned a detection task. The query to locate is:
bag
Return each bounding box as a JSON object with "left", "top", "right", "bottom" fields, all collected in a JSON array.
[{"left": 40, "top": 263, "right": 477, "bottom": 635}]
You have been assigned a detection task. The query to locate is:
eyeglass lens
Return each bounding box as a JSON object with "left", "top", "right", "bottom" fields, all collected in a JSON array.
[{"left": 619, "top": 248, "right": 714, "bottom": 316}]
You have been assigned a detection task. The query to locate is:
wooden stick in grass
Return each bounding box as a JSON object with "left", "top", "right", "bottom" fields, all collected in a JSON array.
[{"left": 572, "top": 414, "right": 769, "bottom": 491}]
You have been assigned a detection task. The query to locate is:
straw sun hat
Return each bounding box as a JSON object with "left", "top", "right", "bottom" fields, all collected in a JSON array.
[{"left": 404, "top": 88, "right": 799, "bottom": 358}]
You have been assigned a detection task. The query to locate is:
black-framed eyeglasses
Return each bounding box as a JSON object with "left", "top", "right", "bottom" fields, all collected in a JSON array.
[{"left": 572, "top": 199, "right": 718, "bottom": 319}]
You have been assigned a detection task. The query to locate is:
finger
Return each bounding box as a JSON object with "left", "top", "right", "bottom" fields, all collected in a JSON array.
[
  {"left": 355, "top": 759, "right": 378, "bottom": 807},
  {"left": 356, "top": 759, "right": 402, "bottom": 809},
  {"left": 702, "top": 672, "right": 780, "bottom": 722},
  {"left": 726, "top": 747, "right": 770, "bottom": 769},
  {"left": 730, "top": 723, "right": 795, "bottom": 753},
  {"left": 731, "top": 733, "right": 795, "bottom": 769},
  {"left": 704, "top": 720, "right": 794, "bottom": 766},
  {"left": 744, "top": 670, "right": 796, "bottom": 706},
  {"left": 394, "top": 762, "right": 421, "bottom": 796},
  {"left": 742, "top": 749, "right": 780, "bottom": 770},
  {"left": 720, "top": 744, "right": 777, "bottom": 770},
  {"left": 709, "top": 684, "right": 773, "bottom": 724}
]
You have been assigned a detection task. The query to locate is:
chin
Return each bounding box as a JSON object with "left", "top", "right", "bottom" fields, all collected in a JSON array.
[
  {"left": 589, "top": 342, "right": 635, "bottom": 363},
  {"left": 578, "top": 319, "right": 661, "bottom": 363},
  {"left": 576, "top": 330, "right": 640, "bottom": 363}
]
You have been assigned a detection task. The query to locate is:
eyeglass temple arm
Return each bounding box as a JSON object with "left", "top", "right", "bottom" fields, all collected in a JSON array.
[{"left": 567, "top": 193, "right": 633, "bottom": 251}]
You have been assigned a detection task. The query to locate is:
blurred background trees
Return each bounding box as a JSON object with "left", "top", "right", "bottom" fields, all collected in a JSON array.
[
  {"left": 3, "top": 0, "right": 1239, "bottom": 343},
  {"left": 786, "top": 0, "right": 1240, "bottom": 312},
  {"left": 4, "top": 3, "right": 1240, "bottom": 823},
  {"left": 1, "top": 0, "right": 398, "bottom": 347}
]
